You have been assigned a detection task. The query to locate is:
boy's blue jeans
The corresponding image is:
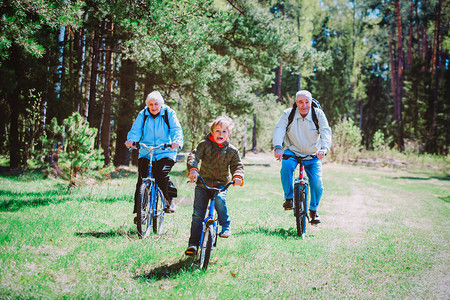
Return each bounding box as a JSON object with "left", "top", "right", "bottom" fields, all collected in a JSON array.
[
  {"left": 280, "top": 149, "right": 324, "bottom": 212},
  {"left": 188, "top": 185, "right": 230, "bottom": 246}
]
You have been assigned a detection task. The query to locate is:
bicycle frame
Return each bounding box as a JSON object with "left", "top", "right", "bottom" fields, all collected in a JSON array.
[
  {"left": 294, "top": 158, "right": 309, "bottom": 223},
  {"left": 284, "top": 154, "right": 316, "bottom": 237},
  {"left": 130, "top": 142, "right": 171, "bottom": 237},
  {"left": 199, "top": 196, "right": 218, "bottom": 249},
  {"left": 194, "top": 176, "right": 234, "bottom": 270}
]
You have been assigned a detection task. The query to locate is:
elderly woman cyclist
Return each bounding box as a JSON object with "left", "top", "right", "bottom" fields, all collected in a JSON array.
[{"left": 125, "top": 91, "right": 184, "bottom": 218}]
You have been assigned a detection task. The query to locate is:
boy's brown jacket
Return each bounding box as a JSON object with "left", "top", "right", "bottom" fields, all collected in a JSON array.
[{"left": 187, "top": 133, "right": 244, "bottom": 187}]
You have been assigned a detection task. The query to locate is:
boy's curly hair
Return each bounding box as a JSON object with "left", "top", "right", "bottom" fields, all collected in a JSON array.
[{"left": 209, "top": 116, "right": 234, "bottom": 134}]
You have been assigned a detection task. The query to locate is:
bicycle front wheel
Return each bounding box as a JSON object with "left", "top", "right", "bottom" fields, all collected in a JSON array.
[
  {"left": 138, "top": 182, "right": 152, "bottom": 238},
  {"left": 294, "top": 183, "right": 307, "bottom": 237},
  {"left": 152, "top": 187, "right": 165, "bottom": 234},
  {"left": 199, "top": 224, "right": 214, "bottom": 270}
]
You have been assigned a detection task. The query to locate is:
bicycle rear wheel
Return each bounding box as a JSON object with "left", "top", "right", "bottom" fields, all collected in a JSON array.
[
  {"left": 294, "top": 183, "right": 307, "bottom": 237},
  {"left": 152, "top": 187, "right": 165, "bottom": 234},
  {"left": 199, "top": 224, "right": 214, "bottom": 270},
  {"left": 138, "top": 182, "right": 152, "bottom": 238}
]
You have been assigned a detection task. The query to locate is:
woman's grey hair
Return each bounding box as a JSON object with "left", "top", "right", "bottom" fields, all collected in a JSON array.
[{"left": 145, "top": 91, "right": 165, "bottom": 106}]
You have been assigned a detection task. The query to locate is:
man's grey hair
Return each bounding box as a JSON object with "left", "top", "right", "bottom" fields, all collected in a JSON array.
[{"left": 295, "top": 90, "right": 312, "bottom": 102}]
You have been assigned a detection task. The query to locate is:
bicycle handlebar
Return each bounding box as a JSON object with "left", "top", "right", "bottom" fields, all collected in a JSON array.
[
  {"left": 129, "top": 142, "right": 172, "bottom": 150},
  {"left": 282, "top": 153, "right": 317, "bottom": 161},
  {"left": 194, "top": 176, "right": 235, "bottom": 193}
]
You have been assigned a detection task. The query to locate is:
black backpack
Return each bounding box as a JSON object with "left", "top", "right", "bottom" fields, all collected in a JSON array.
[{"left": 286, "top": 98, "right": 322, "bottom": 131}]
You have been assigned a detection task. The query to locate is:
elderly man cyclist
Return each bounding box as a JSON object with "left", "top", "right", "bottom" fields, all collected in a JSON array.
[{"left": 272, "top": 90, "right": 332, "bottom": 224}]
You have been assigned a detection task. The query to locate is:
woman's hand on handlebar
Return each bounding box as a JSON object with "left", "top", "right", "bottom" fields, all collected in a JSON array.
[
  {"left": 125, "top": 140, "right": 134, "bottom": 148},
  {"left": 171, "top": 142, "right": 180, "bottom": 149},
  {"left": 188, "top": 169, "right": 198, "bottom": 183}
]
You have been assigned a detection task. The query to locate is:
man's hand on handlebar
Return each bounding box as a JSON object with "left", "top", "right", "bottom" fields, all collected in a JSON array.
[
  {"left": 171, "top": 142, "right": 180, "bottom": 149},
  {"left": 274, "top": 148, "right": 283, "bottom": 161},
  {"left": 316, "top": 149, "right": 327, "bottom": 160}
]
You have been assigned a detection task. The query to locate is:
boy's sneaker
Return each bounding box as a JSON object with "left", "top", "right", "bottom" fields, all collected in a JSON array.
[
  {"left": 283, "top": 199, "right": 293, "bottom": 210},
  {"left": 219, "top": 229, "right": 231, "bottom": 238},
  {"left": 185, "top": 245, "right": 197, "bottom": 256},
  {"left": 309, "top": 210, "right": 321, "bottom": 224}
]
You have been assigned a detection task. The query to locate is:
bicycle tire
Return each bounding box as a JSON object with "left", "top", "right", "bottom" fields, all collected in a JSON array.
[
  {"left": 138, "top": 182, "right": 153, "bottom": 238},
  {"left": 199, "top": 224, "right": 214, "bottom": 270},
  {"left": 137, "top": 183, "right": 149, "bottom": 238},
  {"left": 294, "top": 183, "right": 307, "bottom": 237},
  {"left": 152, "top": 187, "right": 165, "bottom": 234}
]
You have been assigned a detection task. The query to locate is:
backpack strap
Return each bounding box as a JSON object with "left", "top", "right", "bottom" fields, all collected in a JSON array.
[
  {"left": 311, "top": 107, "right": 319, "bottom": 131},
  {"left": 286, "top": 102, "right": 319, "bottom": 131},
  {"left": 140, "top": 108, "right": 171, "bottom": 141},
  {"left": 163, "top": 111, "right": 170, "bottom": 130}
]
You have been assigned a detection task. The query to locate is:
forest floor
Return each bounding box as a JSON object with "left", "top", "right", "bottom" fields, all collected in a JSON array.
[{"left": 0, "top": 152, "right": 449, "bottom": 298}]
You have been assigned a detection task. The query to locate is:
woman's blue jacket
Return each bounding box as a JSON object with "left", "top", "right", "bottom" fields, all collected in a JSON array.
[{"left": 127, "top": 105, "right": 183, "bottom": 161}]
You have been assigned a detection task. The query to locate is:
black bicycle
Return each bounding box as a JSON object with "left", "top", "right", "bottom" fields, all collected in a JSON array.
[{"left": 285, "top": 154, "right": 316, "bottom": 238}]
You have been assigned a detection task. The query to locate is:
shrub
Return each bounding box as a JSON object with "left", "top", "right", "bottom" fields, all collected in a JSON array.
[
  {"left": 35, "top": 113, "right": 104, "bottom": 187},
  {"left": 330, "top": 118, "right": 362, "bottom": 163},
  {"left": 372, "top": 129, "right": 387, "bottom": 152}
]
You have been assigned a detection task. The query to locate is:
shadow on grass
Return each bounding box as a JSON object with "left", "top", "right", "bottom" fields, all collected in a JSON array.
[
  {"left": 0, "top": 188, "right": 132, "bottom": 212},
  {"left": 75, "top": 229, "right": 133, "bottom": 239},
  {"left": 394, "top": 175, "right": 450, "bottom": 181},
  {"left": 0, "top": 166, "right": 47, "bottom": 179},
  {"left": 135, "top": 257, "right": 198, "bottom": 281},
  {"left": 237, "top": 226, "right": 314, "bottom": 239},
  {"left": 168, "top": 170, "right": 187, "bottom": 177},
  {"left": 0, "top": 189, "right": 70, "bottom": 212}
]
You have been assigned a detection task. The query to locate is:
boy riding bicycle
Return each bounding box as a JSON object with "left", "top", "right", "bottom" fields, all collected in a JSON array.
[{"left": 185, "top": 116, "right": 244, "bottom": 256}]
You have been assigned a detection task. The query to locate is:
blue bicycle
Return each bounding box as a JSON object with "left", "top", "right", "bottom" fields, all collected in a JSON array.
[
  {"left": 192, "top": 176, "right": 234, "bottom": 270},
  {"left": 130, "top": 142, "right": 171, "bottom": 238},
  {"left": 284, "top": 154, "right": 316, "bottom": 238}
]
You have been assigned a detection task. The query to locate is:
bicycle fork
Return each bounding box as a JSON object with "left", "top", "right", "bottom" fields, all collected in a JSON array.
[
  {"left": 200, "top": 199, "right": 218, "bottom": 248},
  {"left": 294, "top": 163, "right": 310, "bottom": 223}
]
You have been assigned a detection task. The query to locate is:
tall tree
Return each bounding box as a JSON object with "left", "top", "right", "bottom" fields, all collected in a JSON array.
[
  {"left": 113, "top": 58, "right": 136, "bottom": 166},
  {"left": 0, "top": 0, "right": 84, "bottom": 167},
  {"left": 100, "top": 21, "right": 114, "bottom": 165}
]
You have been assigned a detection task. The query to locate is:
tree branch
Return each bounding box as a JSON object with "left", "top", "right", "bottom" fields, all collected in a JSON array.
[{"left": 226, "top": 0, "right": 246, "bottom": 16}]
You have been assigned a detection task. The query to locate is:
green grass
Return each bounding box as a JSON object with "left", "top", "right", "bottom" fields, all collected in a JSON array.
[{"left": 0, "top": 153, "right": 449, "bottom": 298}]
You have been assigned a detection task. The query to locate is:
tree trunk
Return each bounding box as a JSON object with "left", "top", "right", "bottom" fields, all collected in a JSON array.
[
  {"left": 100, "top": 21, "right": 114, "bottom": 166},
  {"left": 394, "top": 0, "right": 404, "bottom": 151},
  {"left": 113, "top": 58, "right": 137, "bottom": 166},
  {"left": 242, "top": 115, "right": 247, "bottom": 158},
  {"left": 74, "top": 28, "right": 85, "bottom": 114},
  {"left": 388, "top": 40, "right": 398, "bottom": 110},
  {"left": 277, "top": 60, "right": 283, "bottom": 102},
  {"left": 87, "top": 29, "right": 100, "bottom": 127},
  {"left": 8, "top": 46, "right": 22, "bottom": 168},
  {"left": 429, "top": 0, "right": 442, "bottom": 153},
  {"left": 55, "top": 25, "right": 66, "bottom": 100},
  {"left": 252, "top": 113, "right": 257, "bottom": 153},
  {"left": 407, "top": 0, "right": 414, "bottom": 72}
]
